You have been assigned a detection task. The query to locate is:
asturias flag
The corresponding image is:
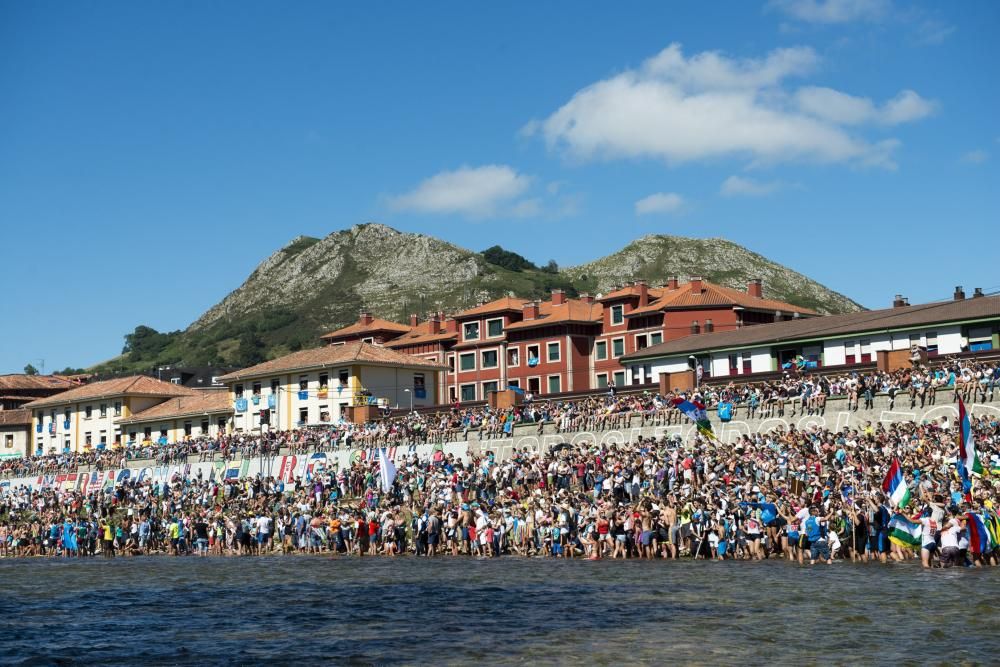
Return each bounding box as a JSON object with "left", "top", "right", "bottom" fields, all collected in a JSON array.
[{"left": 881, "top": 459, "right": 911, "bottom": 509}]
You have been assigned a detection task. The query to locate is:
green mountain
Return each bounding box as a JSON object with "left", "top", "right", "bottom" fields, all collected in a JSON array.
[{"left": 91, "top": 223, "right": 861, "bottom": 373}]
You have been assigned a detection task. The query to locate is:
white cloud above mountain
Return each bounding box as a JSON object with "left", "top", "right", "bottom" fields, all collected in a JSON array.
[
  {"left": 635, "top": 192, "right": 685, "bottom": 215},
  {"left": 389, "top": 165, "right": 531, "bottom": 217},
  {"left": 526, "top": 43, "right": 932, "bottom": 170}
]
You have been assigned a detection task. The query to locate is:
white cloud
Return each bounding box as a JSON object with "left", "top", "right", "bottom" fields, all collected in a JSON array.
[
  {"left": 389, "top": 165, "right": 531, "bottom": 217},
  {"left": 720, "top": 176, "right": 786, "bottom": 197},
  {"left": 962, "top": 149, "right": 989, "bottom": 164},
  {"left": 635, "top": 192, "right": 684, "bottom": 216},
  {"left": 795, "top": 87, "right": 935, "bottom": 125},
  {"left": 767, "top": 0, "right": 890, "bottom": 24},
  {"left": 527, "top": 43, "right": 929, "bottom": 170}
]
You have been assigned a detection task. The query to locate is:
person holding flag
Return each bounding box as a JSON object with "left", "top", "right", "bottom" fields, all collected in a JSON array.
[{"left": 957, "top": 397, "right": 983, "bottom": 502}]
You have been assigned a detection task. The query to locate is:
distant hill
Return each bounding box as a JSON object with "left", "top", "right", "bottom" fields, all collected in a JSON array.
[{"left": 90, "top": 223, "right": 862, "bottom": 373}]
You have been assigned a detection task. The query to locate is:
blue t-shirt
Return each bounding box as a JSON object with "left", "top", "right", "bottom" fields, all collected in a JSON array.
[{"left": 805, "top": 516, "right": 823, "bottom": 542}]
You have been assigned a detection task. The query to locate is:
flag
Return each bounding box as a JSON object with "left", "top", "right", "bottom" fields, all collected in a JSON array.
[
  {"left": 880, "top": 459, "right": 911, "bottom": 508},
  {"left": 965, "top": 512, "right": 990, "bottom": 554},
  {"left": 695, "top": 363, "right": 704, "bottom": 384},
  {"left": 887, "top": 513, "right": 922, "bottom": 550},
  {"left": 957, "top": 398, "right": 983, "bottom": 493},
  {"left": 670, "top": 397, "right": 716, "bottom": 440},
  {"left": 378, "top": 447, "right": 397, "bottom": 493}
]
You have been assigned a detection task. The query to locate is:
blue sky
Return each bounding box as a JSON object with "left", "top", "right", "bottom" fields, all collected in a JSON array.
[{"left": 2, "top": 0, "right": 998, "bottom": 374}]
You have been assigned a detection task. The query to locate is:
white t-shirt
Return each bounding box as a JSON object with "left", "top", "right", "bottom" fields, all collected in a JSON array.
[{"left": 941, "top": 519, "right": 961, "bottom": 549}]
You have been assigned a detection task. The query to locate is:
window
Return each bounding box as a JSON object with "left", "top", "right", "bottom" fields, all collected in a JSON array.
[
  {"left": 298, "top": 407, "right": 309, "bottom": 425},
  {"left": 613, "top": 371, "right": 626, "bottom": 386},
  {"left": 99, "top": 403, "right": 106, "bottom": 418},
  {"left": 507, "top": 347, "right": 520, "bottom": 367},
  {"left": 610, "top": 305, "right": 624, "bottom": 325},
  {"left": 319, "top": 373, "right": 329, "bottom": 389},
  {"left": 362, "top": 337, "right": 375, "bottom": 344},
  {"left": 85, "top": 432, "right": 92, "bottom": 447},
  {"left": 143, "top": 427, "right": 152, "bottom": 439},
  {"left": 927, "top": 331, "right": 938, "bottom": 357},
  {"left": 968, "top": 326, "right": 993, "bottom": 352},
  {"left": 459, "top": 353, "right": 476, "bottom": 371},
  {"left": 596, "top": 373, "right": 608, "bottom": 389},
  {"left": 4, "top": 434, "right": 12, "bottom": 449},
  {"left": 319, "top": 406, "right": 330, "bottom": 422},
  {"left": 447, "top": 355, "right": 455, "bottom": 372},
  {"left": 200, "top": 420, "right": 209, "bottom": 434},
  {"left": 460, "top": 384, "right": 477, "bottom": 401},
  {"left": 860, "top": 339, "right": 872, "bottom": 363},
  {"left": 507, "top": 379, "right": 520, "bottom": 389},
  {"left": 650, "top": 332, "right": 663, "bottom": 346},
  {"left": 338, "top": 369, "right": 349, "bottom": 386},
  {"left": 235, "top": 384, "right": 244, "bottom": 398},
  {"left": 547, "top": 375, "right": 562, "bottom": 394},
  {"left": 729, "top": 354, "right": 740, "bottom": 376},
  {"left": 217, "top": 417, "right": 227, "bottom": 431},
  {"left": 113, "top": 401, "right": 122, "bottom": 417},
  {"left": 636, "top": 334, "right": 648, "bottom": 350},
  {"left": 170, "top": 378, "right": 181, "bottom": 385},
  {"left": 463, "top": 321, "right": 480, "bottom": 341},
  {"left": 595, "top": 340, "right": 608, "bottom": 360},
  {"left": 481, "top": 350, "right": 498, "bottom": 368},
  {"left": 84, "top": 405, "right": 92, "bottom": 419},
  {"left": 299, "top": 376, "right": 308, "bottom": 391},
  {"left": 844, "top": 340, "right": 856, "bottom": 365},
  {"left": 547, "top": 341, "right": 560, "bottom": 363},
  {"left": 99, "top": 432, "right": 107, "bottom": 446},
  {"left": 184, "top": 421, "right": 193, "bottom": 437},
  {"left": 526, "top": 345, "right": 540, "bottom": 366},
  {"left": 612, "top": 338, "right": 625, "bottom": 358},
  {"left": 482, "top": 381, "right": 499, "bottom": 395},
  {"left": 742, "top": 358, "right": 752, "bottom": 375},
  {"left": 413, "top": 373, "right": 426, "bottom": 400},
  {"left": 449, "top": 386, "right": 457, "bottom": 402},
  {"left": 487, "top": 318, "right": 504, "bottom": 337},
  {"left": 252, "top": 382, "right": 262, "bottom": 396},
  {"left": 271, "top": 378, "right": 280, "bottom": 393}
]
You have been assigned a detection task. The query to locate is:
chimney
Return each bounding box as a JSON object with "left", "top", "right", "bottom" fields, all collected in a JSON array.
[
  {"left": 892, "top": 294, "right": 906, "bottom": 308},
  {"left": 579, "top": 293, "right": 594, "bottom": 304},
  {"left": 443, "top": 318, "right": 459, "bottom": 334},
  {"left": 747, "top": 278, "right": 763, "bottom": 299},
  {"left": 666, "top": 276, "right": 678, "bottom": 290},
  {"left": 551, "top": 289, "right": 566, "bottom": 306},
  {"left": 523, "top": 301, "right": 540, "bottom": 320},
  {"left": 359, "top": 311, "right": 374, "bottom": 326},
  {"left": 954, "top": 286, "right": 965, "bottom": 301},
  {"left": 409, "top": 313, "right": 419, "bottom": 328},
  {"left": 973, "top": 288, "right": 985, "bottom": 298},
  {"left": 689, "top": 276, "right": 703, "bottom": 294},
  {"left": 635, "top": 280, "right": 649, "bottom": 307}
]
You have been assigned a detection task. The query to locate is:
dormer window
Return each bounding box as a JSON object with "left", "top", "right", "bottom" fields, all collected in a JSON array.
[
  {"left": 610, "top": 305, "right": 624, "bottom": 325},
  {"left": 463, "top": 322, "right": 480, "bottom": 341}
]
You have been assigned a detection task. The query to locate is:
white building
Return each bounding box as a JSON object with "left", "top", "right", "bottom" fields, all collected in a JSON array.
[
  {"left": 622, "top": 290, "right": 1000, "bottom": 383},
  {"left": 115, "top": 389, "right": 233, "bottom": 445},
  {"left": 24, "top": 376, "right": 198, "bottom": 455},
  {"left": 217, "top": 341, "right": 446, "bottom": 432},
  {"left": 0, "top": 410, "right": 32, "bottom": 460}
]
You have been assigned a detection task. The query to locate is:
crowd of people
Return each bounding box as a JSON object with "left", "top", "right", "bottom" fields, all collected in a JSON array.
[
  {"left": 3, "top": 356, "right": 997, "bottom": 482},
  {"left": 3, "top": 378, "right": 1000, "bottom": 568}
]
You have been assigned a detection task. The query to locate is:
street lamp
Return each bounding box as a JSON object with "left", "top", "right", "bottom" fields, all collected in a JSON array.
[{"left": 403, "top": 388, "right": 413, "bottom": 413}]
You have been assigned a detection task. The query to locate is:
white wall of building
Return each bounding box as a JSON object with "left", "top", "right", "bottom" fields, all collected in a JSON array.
[{"left": 0, "top": 425, "right": 30, "bottom": 459}]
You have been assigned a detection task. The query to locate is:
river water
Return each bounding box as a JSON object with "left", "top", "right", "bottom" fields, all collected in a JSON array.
[{"left": 1, "top": 556, "right": 997, "bottom": 665}]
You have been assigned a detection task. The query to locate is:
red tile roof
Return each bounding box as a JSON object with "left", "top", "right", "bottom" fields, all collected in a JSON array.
[
  {"left": 218, "top": 341, "right": 447, "bottom": 382},
  {"left": 0, "top": 374, "right": 78, "bottom": 392},
  {"left": 117, "top": 389, "right": 232, "bottom": 424},
  {"left": 319, "top": 317, "right": 412, "bottom": 341},
  {"left": 23, "top": 376, "right": 198, "bottom": 409},
  {"left": 0, "top": 409, "right": 31, "bottom": 426},
  {"left": 454, "top": 297, "right": 530, "bottom": 318},
  {"left": 626, "top": 279, "right": 816, "bottom": 317},
  {"left": 384, "top": 329, "right": 458, "bottom": 348},
  {"left": 506, "top": 298, "right": 604, "bottom": 331}
]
